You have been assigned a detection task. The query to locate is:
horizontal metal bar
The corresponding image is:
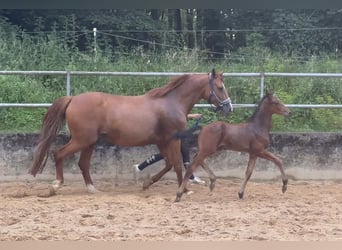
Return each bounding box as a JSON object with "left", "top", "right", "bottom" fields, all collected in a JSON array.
[
  {"left": 69, "top": 71, "right": 200, "bottom": 76},
  {"left": 0, "top": 103, "right": 52, "bottom": 108},
  {"left": 264, "top": 72, "right": 342, "bottom": 77},
  {"left": 1, "top": 103, "right": 341, "bottom": 109},
  {"left": 2, "top": 71, "right": 342, "bottom": 78},
  {"left": 194, "top": 104, "right": 342, "bottom": 108},
  {"left": 284, "top": 104, "right": 342, "bottom": 108},
  {"left": 195, "top": 104, "right": 342, "bottom": 108},
  {"left": 0, "top": 70, "right": 67, "bottom": 75}
]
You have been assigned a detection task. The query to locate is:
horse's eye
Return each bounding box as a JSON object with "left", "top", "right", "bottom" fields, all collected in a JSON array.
[{"left": 217, "top": 86, "right": 224, "bottom": 91}]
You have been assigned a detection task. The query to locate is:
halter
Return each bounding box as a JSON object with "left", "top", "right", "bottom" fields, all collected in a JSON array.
[{"left": 207, "top": 73, "right": 232, "bottom": 112}]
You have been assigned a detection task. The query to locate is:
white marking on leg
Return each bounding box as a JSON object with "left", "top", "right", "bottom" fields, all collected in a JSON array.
[
  {"left": 51, "top": 180, "right": 62, "bottom": 190},
  {"left": 86, "top": 184, "right": 98, "bottom": 194}
]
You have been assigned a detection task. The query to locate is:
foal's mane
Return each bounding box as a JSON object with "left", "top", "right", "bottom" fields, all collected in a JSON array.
[
  {"left": 247, "top": 92, "right": 272, "bottom": 122},
  {"left": 147, "top": 74, "right": 192, "bottom": 98}
]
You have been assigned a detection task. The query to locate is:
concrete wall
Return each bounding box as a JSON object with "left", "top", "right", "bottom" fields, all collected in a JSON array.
[{"left": 0, "top": 132, "right": 341, "bottom": 182}]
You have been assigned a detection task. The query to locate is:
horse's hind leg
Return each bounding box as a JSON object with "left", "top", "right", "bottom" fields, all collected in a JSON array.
[
  {"left": 78, "top": 144, "right": 98, "bottom": 193},
  {"left": 52, "top": 139, "right": 85, "bottom": 190},
  {"left": 201, "top": 162, "right": 216, "bottom": 191},
  {"left": 143, "top": 141, "right": 183, "bottom": 190},
  {"left": 258, "top": 150, "right": 288, "bottom": 194},
  {"left": 143, "top": 160, "right": 173, "bottom": 190},
  {"left": 238, "top": 154, "right": 257, "bottom": 199}
]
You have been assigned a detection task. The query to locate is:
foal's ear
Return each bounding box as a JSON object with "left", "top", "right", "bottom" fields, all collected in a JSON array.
[
  {"left": 265, "top": 88, "right": 274, "bottom": 97},
  {"left": 211, "top": 68, "right": 216, "bottom": 77}
]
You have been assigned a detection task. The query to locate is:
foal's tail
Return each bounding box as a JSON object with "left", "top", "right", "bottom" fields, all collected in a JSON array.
[
  {"left": 172, "top": 125, "right": 202, "bottom": 140},
  {"left": 172, "top": 117, "right": 203, "bottom": 139},
  {"left": 28, "top": 96, "right": 73, "bottom": 177}
]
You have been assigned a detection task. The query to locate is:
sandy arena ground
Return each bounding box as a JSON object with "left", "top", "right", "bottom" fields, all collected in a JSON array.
[{"left": 1, "top": 177, "right": 342, "bottom": 241}]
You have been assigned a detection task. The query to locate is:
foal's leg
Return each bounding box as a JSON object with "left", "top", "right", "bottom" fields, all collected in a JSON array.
[
  {"left": 52, "top": 139, "right": 84, "bottom": 190},
  {"left": 258, "top": 150, "right": 288, "bottom": 194},
  {"left": 175, "top": 155, "right": 207, "bottom": 202},
  {"left": 201, "top": 162, "right": 216, "bottom": 191},
  {"left": 78, "top": 144, "right": 98, "bottom": 193},
  {"left": 238, "top": 154, "right": 257, "bottom": 199},
  {"left": 175, "top": 161, "right": 200, "bottom": 202},
  {"left": 175, "top": 161, "right": 217, "bottom": 202}
]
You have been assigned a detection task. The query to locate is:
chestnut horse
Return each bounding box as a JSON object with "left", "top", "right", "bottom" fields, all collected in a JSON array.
[
  {"left": 175, "top": 92, "right": 290, "bottom": 202},
  {"left": 29, "top": 69, "right": 233, "bottom": 193}
]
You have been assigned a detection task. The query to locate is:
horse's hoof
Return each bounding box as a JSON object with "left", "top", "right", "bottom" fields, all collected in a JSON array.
[
  {"left": 142, "top": 179, "right": 152, "bottom": 190},
  {"left": 86, "top": 184, "right": 99, "bottom": 194},
  {"left": 238, "top": 192, "right": 244, "bottom": 199},
  {"left": 143, "top": 176, "right": 153, "bottom": 190},
  {"left": 51, "top": 180, "right": 62, "bottom": 191}
]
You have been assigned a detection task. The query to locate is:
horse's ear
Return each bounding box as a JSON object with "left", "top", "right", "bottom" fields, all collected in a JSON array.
[{"left": 211, "top": 68, "right": 216, "bottom": 77}]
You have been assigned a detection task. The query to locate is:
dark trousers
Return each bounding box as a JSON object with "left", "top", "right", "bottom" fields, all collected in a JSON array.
[{"left": 137, "top": 138, "right": 194, "bottom": 179}]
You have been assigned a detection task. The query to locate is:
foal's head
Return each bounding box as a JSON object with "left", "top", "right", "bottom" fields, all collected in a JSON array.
[
  {"left": 264, "top": 92, "right": 290, "bottom": 116},
  {"left": 206, "top": 68, "right": 233, "bottom": 115}
]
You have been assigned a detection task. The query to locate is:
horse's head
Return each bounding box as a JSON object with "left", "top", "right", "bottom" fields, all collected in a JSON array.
[
  {"left": 207, "top": 68, "right": 233, "bottom": 115},
  {"left": 266, "top": 92, "right": 290, "bottom": 116}
]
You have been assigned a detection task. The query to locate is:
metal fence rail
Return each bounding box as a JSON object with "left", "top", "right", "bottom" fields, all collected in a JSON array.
[{"left": 0, "top": 70, "right": 341, "bottom": 109}]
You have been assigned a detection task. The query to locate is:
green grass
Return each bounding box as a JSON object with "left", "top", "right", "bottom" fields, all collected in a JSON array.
[{"left": 0, "top": 31, "right": 341, "bottom": 133}]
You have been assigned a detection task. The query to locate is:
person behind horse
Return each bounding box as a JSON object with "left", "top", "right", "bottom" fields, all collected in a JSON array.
[{"left": 134, "top": 113, "right": 205, "bottom": 184}]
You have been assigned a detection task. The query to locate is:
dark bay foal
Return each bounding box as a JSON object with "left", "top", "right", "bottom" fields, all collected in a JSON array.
[{"left": 175, "top": 92, "right": 290, "bottom": 202}]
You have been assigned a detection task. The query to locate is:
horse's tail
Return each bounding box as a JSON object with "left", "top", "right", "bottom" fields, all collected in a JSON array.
[{"left": 29, "top": 96, "right": 73, "bottom": 177}]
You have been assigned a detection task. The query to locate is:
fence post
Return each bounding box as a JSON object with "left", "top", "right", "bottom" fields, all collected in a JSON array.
[
  {"left": 66, "top": 71, "right": 71, "bottom": 96},
  {"left": 260, "top": 72, "right": 265, "bottom": 98}
]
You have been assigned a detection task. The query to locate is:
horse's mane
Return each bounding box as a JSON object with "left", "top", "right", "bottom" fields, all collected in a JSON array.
[
  {"left": 147, "top": 74, "right": 192, "bottom": 98},
  {"left": 247, "top": 92, "right": 272, "bottom": 122}
]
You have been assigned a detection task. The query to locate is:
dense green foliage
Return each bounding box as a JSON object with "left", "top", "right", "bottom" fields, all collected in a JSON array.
[{"left": 0, "top": 10, "right": 341, "bottom": 132}]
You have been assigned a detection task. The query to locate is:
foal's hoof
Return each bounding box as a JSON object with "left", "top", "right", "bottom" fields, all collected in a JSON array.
[
  {"left": 175, "top": 193, "right": 182, "bottom": 202},
  {"left": 238, "top": 192, "right": 244, "bottom": 199},
  {"left": 282, "top": 179, "right": 288, "bottom": 193},
  {"left": 209, "top": 180, "right": 216, "bottom": 191}
]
